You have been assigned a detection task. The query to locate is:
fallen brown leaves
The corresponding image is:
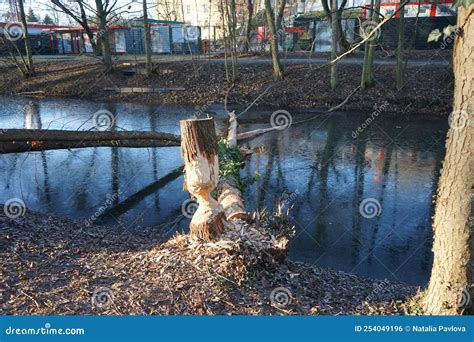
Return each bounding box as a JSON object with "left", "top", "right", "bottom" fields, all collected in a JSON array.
[{"left": 0, "top": 210, "right": 417, "bottom": 315}]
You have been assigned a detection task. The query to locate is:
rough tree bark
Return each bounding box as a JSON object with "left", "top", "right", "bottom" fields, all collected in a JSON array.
[
  {"left": 180, "top": 118, "right": 225, "bottom": 241},
  {"left": 143, "top": 0, "right": 153, "bottom": 76},
  {"left": 264, "top": 0, "right": 284, "bottom": 80},
  {"left": 95, "top": 0, "right": 113, "bottom": 71},
  {"left": 330, "top": 0, "right": 338, "bottom": 89},
  {"left": 276, "top": 0, "right": 287, "bottom": 34},
  {"left": 322, "top": 0, "right": 349, "bottom": 52},
  {"left": 361, "top": 0, "right": 381, "bottom": 89},
  {"left": 243, "top": 0, "right": 253, "bottom": 52},
  {"left": 396, "top": 0, "right": 407, "bottom": 91},
  {"left": 423, "top": 3, "right": 474, "bottom": 315},
  {"left": 18, "top": 0, "right": 34, "bottom": 75}
]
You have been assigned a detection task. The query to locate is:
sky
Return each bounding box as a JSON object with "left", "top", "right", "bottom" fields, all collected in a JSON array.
[{"left": 0, "top": 0, "right": 147, "bottom": 25}]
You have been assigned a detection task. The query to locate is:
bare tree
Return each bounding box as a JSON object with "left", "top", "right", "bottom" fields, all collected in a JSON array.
[
  {"left": 18, "top": 0, "right": 34, "bottom": 76},
  {"left": 264, "top": 0, "right": 283, "bottom": 80},
  {"left": 330, "top": 0, "right": 338, "bottom": 88},
  {"left": 322, "top": 0, "right": 350, "bottom": 52},
  {"left": 243, "top": 0, "right": 253, "bottom": 52},
  {"left": 143, "top": 0, "right": 153, "bottom": 76},
  {"left": 50, "top": 0, "right": 132, "bottom": 70},
  {"left": 361, "top": 0, "right": 381, "bottom": 89},
  {"left": 51, "top": 0, "right": 97, "bottom": 53},
  {"left": 423, "top": 3, "right": 473, "bottom": 315},
  {"left": 94, "top": 0, "right": 113, "bottom": 71},
  {"left": 396, "top": 0, "right": 408, "bottom": 91}
]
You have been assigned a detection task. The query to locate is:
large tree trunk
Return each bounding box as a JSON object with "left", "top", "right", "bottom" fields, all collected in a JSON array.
[
  {"left": 423, "top": 4, "right": 474, "bottom": 315},
  {"left": 361, "top": 0, "right": 380, "bottom": 89},
  {"left": 276, "top": 0, "right": 287, "bottom": 34},
  {"left": 322, "top": 0, "right": 349, "bottom": 52},
  {"left": 336, "top": 0, "right": 350, "bottom": 52},
  {"left": 18, "top": 0, "right": 34, "bottom": 75},
  {"left": 243, "top": 0, "right": 253, "bottom": 52},
  {"left": 264, "top": 0, "right": 283, "bottom": 80},
  {"left": 95, "top": 0, "right": 113, "bottom": 71},
  {"left": 396, "top": 1, "right": 406, "bottom": 91},
  {"left": 330, "top": 0, "right": 338, "bottom": 89},
  {"left": 143, "top": 0, "right": 153, "bottom": 76},
  {"left": 180, "top": 118, "right": 225, "bottom": 241}
]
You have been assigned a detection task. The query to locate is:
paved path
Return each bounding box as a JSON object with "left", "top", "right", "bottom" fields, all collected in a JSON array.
[{"left": 1, "top": 53, "right": 451, "bottom": 67}]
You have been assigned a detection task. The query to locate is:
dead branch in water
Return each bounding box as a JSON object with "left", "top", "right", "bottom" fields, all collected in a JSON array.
[{"left": 0, "top": 129, "right": 181, "bottom": 153}]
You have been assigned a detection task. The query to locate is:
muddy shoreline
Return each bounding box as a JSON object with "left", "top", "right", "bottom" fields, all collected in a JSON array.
[{"left": 0, "top": 54, "right": 453, "bottom": 116}]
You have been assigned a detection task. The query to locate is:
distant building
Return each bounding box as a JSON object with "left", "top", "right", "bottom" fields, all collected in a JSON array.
[{"left": 155, "top": 0, "right": 223, "bottom": 40}]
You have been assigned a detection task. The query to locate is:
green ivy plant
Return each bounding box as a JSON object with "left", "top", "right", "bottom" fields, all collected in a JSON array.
[{"left": 217, "top": 139, "right": 259, "bottom": 192}]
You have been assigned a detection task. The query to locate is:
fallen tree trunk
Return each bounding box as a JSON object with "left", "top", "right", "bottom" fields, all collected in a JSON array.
[
  {"left": 0, "top": 129, "right": 181, "bottom": 153},
  {"left": 218, "top": 111, "right": 248, "bottom": 221},
  {"left": 237, "top": 127, "right": 278, "bottom": 142}
]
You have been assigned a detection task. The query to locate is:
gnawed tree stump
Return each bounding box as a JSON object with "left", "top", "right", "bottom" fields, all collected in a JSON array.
[{"left": 180, "top": 118, "right": 225, "bottom": 241}]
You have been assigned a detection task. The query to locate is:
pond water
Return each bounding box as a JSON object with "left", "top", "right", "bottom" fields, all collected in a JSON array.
[{"left": 0, "top": 96, "right": 448, "bottom": 285}]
